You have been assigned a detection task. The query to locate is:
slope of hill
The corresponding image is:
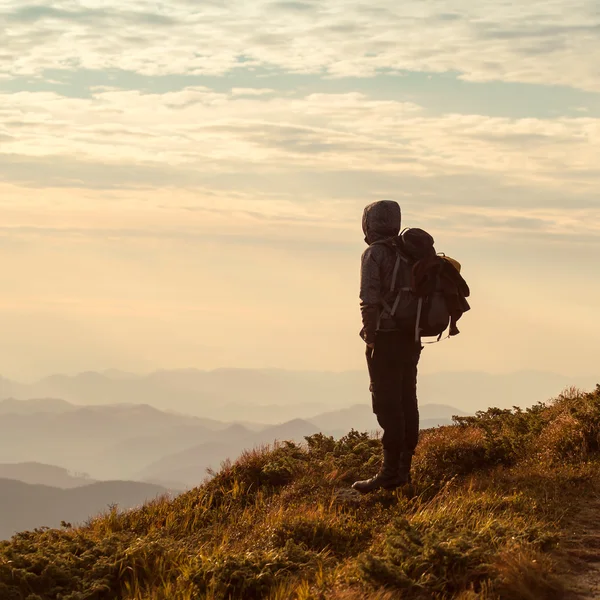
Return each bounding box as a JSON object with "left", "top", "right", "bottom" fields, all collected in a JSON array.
[
  {"left": 136, "top": 408, "right": 461, "bottom": 488},
  {"left": 1, "top": 384, "right": 598, "bottom": 599},
  {"left": 0, "top": 463, "right": 94, "bottom": 489},
  {"left": 139, "top": 418, "right": 320, "bottom": 488},
  {"left": 0, "top": 479, "right": 170, "bottom": 541},
  {"left": 93, "top": 425, "right": 231, "bottom": 480}
]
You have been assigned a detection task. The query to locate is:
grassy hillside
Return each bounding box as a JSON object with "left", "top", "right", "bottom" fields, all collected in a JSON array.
[{"left": 1, "top": 385, "right": 599, "bottom": 600}]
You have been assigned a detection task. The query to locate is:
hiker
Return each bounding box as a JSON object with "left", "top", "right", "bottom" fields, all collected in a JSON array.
[
  {"left": 352, "top": 200, "right": 470, "bottom": 494},
  {"left": 351, "top": 201, "right": 427, "bottom": 493}
]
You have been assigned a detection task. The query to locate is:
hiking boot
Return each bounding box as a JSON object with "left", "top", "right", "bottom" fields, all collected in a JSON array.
[
  {"left": 398, "top": 451, "right": 413, "bottom": 485},
  {"left": 352, "top": 449, "right": 403, "bottom": 494}
]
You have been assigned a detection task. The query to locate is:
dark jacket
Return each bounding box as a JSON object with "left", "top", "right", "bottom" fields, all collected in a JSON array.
[
  {"left": 359, "top": 201, "right": 403, "bottom": 344},
  {"left": 360, "top": 201, "right": 468, "bottom": 344}
]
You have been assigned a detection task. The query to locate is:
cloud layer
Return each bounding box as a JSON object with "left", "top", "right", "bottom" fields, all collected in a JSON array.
[
  {"left": 1, "top": 87, "right": 599, "bottom": 239},
  {"left": 2, "top": 0, "right": 600, "bottom": 90}
]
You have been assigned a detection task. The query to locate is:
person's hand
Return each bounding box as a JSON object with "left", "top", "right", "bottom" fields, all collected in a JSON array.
[{"left": 366, "top": 342, "right": 375, "bottom": 350}]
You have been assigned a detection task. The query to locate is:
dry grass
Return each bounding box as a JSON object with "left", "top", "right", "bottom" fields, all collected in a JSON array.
[{"left": 1, "top": 385, "right": 599, "bottom": 600}]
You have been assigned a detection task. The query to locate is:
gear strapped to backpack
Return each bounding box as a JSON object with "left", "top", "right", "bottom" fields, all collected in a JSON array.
[{"left": 374, "top": 229, "right": 471, "bottom": 342}]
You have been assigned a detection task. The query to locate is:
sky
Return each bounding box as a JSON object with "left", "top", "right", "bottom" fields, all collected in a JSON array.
[{"left": 0, "top": 0, "right": 599, "bottom": 381}]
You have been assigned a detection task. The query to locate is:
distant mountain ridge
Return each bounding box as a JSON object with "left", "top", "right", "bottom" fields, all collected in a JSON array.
[
  {"left": 0, "top": 367, "right": 595, "bottom": 490},
  {"left": 1, "top": 369, "right": 595, "bottom": 420},
  {"left": 0, "top": 403, "right": 230, "bottom": 480},
  {"left": 0, "top": 478, "right": 170, "bottom": 540},
  {"left": 0, "top": 397, "right": 75, "bottom": 415},
  {"left": 0, "top": 463, "right": 94, "bottom": 489},
  {"left": 0, "top": 398, "right": 464, "bottom": 488}
]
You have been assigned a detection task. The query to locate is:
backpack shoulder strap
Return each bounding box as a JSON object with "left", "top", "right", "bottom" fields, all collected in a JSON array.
[{"left": 390, "top": 248, "right": 410, "bottom": 292}]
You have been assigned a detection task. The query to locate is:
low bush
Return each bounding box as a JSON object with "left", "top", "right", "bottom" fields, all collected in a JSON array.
[
  {"left": 267, "top": 511, "right": 372, "bottom": 556},
  {"left": 359, "top": 485, "right": 560, "bottom": 599}
]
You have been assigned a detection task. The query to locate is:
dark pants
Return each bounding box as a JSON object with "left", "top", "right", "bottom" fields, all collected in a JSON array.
[{"left": 366, "top": 331, "right": 422, "bottom": 456}]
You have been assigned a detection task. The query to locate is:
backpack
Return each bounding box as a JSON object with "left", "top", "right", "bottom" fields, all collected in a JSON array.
[{"left": 376, "top": 229, "right": 471, "bottom": 342}]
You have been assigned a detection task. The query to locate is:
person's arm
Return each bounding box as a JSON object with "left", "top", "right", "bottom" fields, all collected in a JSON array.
[{"left": 359, "top": 246, "right": 382, "bottom": 347}]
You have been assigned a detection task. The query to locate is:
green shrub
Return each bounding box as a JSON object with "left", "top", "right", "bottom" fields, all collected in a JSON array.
[
  {"left": 267, "top": 512, "right": 372, "bottom": 556},
  {"left": 192, "top": 541, "right": 323, "bottom": 600},
  {"left": 359, "top": 488, "right": 559, "bottom": 599},
  {"left": 415, "top": 385, "right": 600, "bottom": 482},
  {"left": 414, "top": 426, "right": 489, "bottom": 484}
]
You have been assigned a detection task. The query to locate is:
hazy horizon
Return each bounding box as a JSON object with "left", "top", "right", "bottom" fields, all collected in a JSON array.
[{"left": 1, "top": 365, "right": 598, "bottom": 387}]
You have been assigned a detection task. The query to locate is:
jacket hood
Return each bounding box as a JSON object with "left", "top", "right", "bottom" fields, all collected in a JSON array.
[{"left": 362, "top": 200, "right": 401, "bottom": 244}]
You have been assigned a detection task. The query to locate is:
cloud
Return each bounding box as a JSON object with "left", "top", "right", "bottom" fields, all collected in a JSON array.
[
  {"left": 269, "top": 1, "right": 317, "bottom": 13},
  {"left": 5, "top": 5, "right": 176, "bottom": 26},
  {"left": 1, "top": 170, "right": 599, "bottom": 247},
  {"left": 1, "top": 88, "right": 599, "bottom": 194},
  {"left": 1, "top": 0, "right": 600, "bottom": 90},
  {"left": 231, "top": 88, "right": 276, "bottom": 96},
  {"left": 1, "top": 85, "right": 599, "bottom": 249}
]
